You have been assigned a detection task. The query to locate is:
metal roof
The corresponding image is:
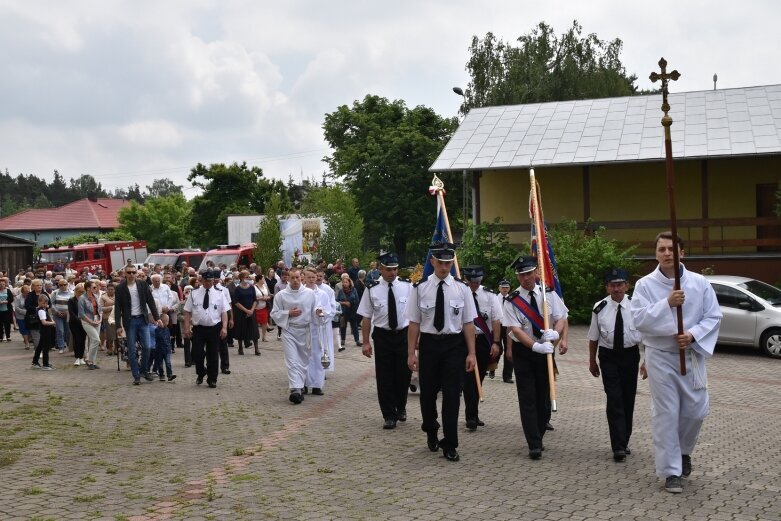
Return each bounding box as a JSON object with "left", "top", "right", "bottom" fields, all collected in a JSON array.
[{"left": 430, "top": 84, "right": 781, "bottom": 171}]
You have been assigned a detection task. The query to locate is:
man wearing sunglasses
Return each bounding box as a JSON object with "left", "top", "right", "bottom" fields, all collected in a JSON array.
[{"left": 115, "top": 265, "right": 162, "bottom": 385}]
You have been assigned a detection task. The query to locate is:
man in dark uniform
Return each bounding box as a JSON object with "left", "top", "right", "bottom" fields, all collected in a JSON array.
[
  {"left": 214, "top": 277, "right": 233, "bottom": 375},
  {"left": 588, "top": 268, "right": 643, "bottom": 462},
  {"left": 461, "top": 265, "right": 502, "bottom": 431},
  {"left": 183, "top": 269, "right": 229, "bottom": 388},
  {"left": 495, "top": 279, "right": 515, "bottom": 383},
  {"left": 406, "top": 243, "right": 477, "bottom": 462},
  {"left": 358, "top": 252, "right": 412, "bottom": 430},
  {"left": 501, "top": 256, "right": 568, "bottom": 459}
]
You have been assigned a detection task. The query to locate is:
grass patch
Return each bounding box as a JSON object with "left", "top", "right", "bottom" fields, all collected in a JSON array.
[
  {"left": 316, "top": 467, "right": 334, "bottom": 474},
  {"left": 230, "top": 473, "right": 260, "bottom": 482},
  {"left": 80, "top": 474, "right": 97, "bottom": 484},
  {"left": 31, "top": 467, "right": 54, "bottom": 477},
  {"left": 74, "top": 494, "right": 105, "bottom": 503},
  {"left": 232, "top": 447, "right": 246, "bottom": 456},
  {"left": 24, "top": 486, "right": 44, "bottom": 495}
]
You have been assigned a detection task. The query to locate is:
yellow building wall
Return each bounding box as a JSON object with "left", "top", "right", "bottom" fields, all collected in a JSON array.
[{"left": 478, "top": 156, "right": 781, "bottom": 253}]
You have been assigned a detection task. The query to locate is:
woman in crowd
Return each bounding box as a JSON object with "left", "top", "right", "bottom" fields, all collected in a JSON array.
[
  {"left": 336, "top": 276, "right": 360, "bottom": 350},
  {"left": 0, "top": 278, "right": 14, "bottom": 341},
  {"left": 100, "top": 283, "right": 117, "bottom": 355},
  {"left": 264, "top": 267, "right": 277, "bottom": 333},
  {"left": 254, "top": 271, "right": 272, "bottom": 344},
  {"left": 79, "top": 280, "right": 102, "bottom": 370},
  {"left": 25, "top": 279, "right": 51, "bottom": 354},
  {"left": 68, "top": 284, "right": 86, "bottom": 365},
  {"left": 232, "top": 270, "right": 259, "bottom": 355},
  {"left": 13, "top": 284, "right": 32, "bottom": 349}
]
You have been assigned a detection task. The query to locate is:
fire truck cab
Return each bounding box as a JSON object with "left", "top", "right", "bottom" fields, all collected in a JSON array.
[{"left": 198, "top": 244, "right": 256, "bottom": 271}]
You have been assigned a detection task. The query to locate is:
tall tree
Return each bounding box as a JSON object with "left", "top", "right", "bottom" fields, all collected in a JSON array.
[
  {"left": 187, "top": 162, "right": 289, "bottom": 247},
  {"left": 254, "top": 192, "right": 284, "bottom": 271},
  {"left": 68, "top": 174, "right": 108, "bottom": 199},
  {"left": 117, "top": 194, "right": 192, "bottom": 251},
  {"left": 323, "top": 95, "right": 459, "bottom": 263},
  {"left": 145, "top": 178, "right": 183, "bottom": 199},
  {"left": 300, "top": 185, "right": 363, "bottom": 264},
  {"left": 463, "top": 21, "right": 638, "bottom": 113}
]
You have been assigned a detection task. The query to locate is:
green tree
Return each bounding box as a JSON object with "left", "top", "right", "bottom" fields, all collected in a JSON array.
[
  {"left": 47, "top": 230, "right": 135, "bottom": 248},
  {"left": 322, "top": 94, "right": 460, "bottom": 263},
  {"left": 548, "top": 220, "right": 639, "bottom": 323},
  {"left": 68, "top": 174, "right": 108, "bottom": 199},
  {"left": 254, "top": 192, "right": 284, "bottom": 271},
  {"left": 458, "top": 218, "right": 518, "bottom": 287},
  {"left": 187, "top": 162, "right": 289, "bottom": 247},
  {"left": 145, "top": 178, "right": 183, "bottom": 199},
  {"left": 117, "top": 194, "right": 192, "bottom": 251},
  {"left": 462, "top": 21, "right": 638, "bottom": 113},
  {"left": 300, "top": 185, "right": 363, "bottom": 263}
]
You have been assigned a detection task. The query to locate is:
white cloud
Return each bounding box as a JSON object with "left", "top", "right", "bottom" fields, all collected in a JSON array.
[{"left": 118, "top": 120, "right": 183, "bottom": 148}]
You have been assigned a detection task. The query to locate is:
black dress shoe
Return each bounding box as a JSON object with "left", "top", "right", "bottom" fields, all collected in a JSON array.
[
  {"left": 613, "top": 450, "right": 626, "bottom": 462},
  {"left": 397, "top": 409, "right": 407, "bottom": 422},
  {"left": 207, "top": 380, "right": 217, "bottom": 388},
  {"left": 443, "top": 448, "right": 460, "bottom": 462},
  {"left": 311, "top": 388, "right": 324, "bottom": 396},
  {"left": 133, "top": 378, "right": 141, "bottom": 386},
  {"left": 302, "top": 386, "right": 308, "bottom": 395},
  {"left": 529, "top": 448, "right": 542, "bottom": 460},
  {"left": 383, "top": 419, "right": 397, "bottom": 430},
  {"left": 466, "top": 420, "right": 477, "bottom": 431},
  {"left": 221, "top": 369, "right": 231, "bottom": 375},
  {"left": 184, "top": 363, "right": 192, "bottom": 368},
  {"left": 196, "top": 375, "right": 204, "bottom": 385},
  {"left": 426, "top": 432, "right": 439, "bottom": 452},
  {"left": 476, "top": 419, "right": 485, "bottom": 427},
  {"left": 503, "top": 379, "right": 514, "bottom": 384},
  {"left": 625, "top": 448, "right": 631, "bottom": 455},
  {"left": 545, "top": 422, "right": 554, "bottom": 431},
  {"left": 289, "top": 392, "right": 303, "bottom": 404}
]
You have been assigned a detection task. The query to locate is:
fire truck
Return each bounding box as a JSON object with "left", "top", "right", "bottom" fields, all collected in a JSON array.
[
  {"left": 144, "top": 249, "right": 205, "bottom": 270},
  {"left": 198, "top": 244, "right": 256, "bottom": 271},
  {"left": 37, "top": 240, "right": 148, "bottom": 274}
]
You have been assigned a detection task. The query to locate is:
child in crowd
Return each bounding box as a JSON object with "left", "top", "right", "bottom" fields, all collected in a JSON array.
[
  {"left": 155, "top": 313, "right": 176, "bottom": 382},
  {"left": 32, "top": 294, "right": 56, "bottom": 370}
]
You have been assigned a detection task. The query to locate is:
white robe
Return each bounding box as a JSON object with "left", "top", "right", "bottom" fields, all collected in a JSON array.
[
  {"left": 630, "top": 264, "right": 722, "bottom": 478},
  {"left": 270, "top": 286, "right": 317, "bottom": 391},
  {"left": 305, "top": 285, "right": 337, "bottom": 388},
  {"left": 316, "top": 282, "right": 340, "bottom": 373}
]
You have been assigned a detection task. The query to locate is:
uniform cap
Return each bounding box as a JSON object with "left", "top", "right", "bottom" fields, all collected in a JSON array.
[
  {"left": 200, "top": 268, "right": 219, "bottom": 280},
  {"left": 462, "top": 265, "right": 484, "bottom": 280},
  {"left": 498, "top": 279, "right": 511, "bottom": 288},
  {"left": 430, "top": 242, "right": 456, "bottom": 262},
  {"left": 512, "top": 256, "right": 537, "bottom": 274},
  {"left": 605, "top": 268, "right": 628, "bottom": 283},
  {"left": 377, "top": 252, "right": 399, "bottom": 268}
]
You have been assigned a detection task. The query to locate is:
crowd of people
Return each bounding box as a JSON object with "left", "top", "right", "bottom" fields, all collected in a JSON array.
[{"left": 0, "top": 232, "right": 721, "bottom": 494}]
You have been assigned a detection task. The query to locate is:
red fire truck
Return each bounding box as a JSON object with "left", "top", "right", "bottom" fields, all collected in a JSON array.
[
  {"left": 37, "top": 241, "right": 148, "bottom": 274},
  {"left": 198, "top": 244, "right": 256, "bottom": 271}
]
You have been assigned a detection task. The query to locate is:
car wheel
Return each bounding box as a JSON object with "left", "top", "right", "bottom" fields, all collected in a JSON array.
[{"left": 759, "top": 328, "right": 781, "bottom": 359}]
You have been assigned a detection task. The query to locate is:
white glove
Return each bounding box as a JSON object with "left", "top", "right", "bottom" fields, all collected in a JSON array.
[
  {"left": 532, "top": 341, "right": 554, "bottom": 355},
  {"left": 542, "top": 329, "right": 559, "bottom": 343}
]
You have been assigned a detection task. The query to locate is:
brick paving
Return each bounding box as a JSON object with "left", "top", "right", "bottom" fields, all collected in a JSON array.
[{"left": 0, "top": 325, "right": 779, "bottom": 520}]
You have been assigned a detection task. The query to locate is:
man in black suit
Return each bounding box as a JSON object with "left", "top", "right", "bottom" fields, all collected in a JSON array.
[{"left": 115, "top": 265, "right": 162, "bottom": 385}]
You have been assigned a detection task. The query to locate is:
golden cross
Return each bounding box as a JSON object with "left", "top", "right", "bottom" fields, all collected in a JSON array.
[{"left": 649, "top": 57, "right": 681, "bottom": 119}]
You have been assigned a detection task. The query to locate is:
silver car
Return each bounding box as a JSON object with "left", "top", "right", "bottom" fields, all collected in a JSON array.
[{"left": 705, "top": 275, "right": 781, "bottom": 359}]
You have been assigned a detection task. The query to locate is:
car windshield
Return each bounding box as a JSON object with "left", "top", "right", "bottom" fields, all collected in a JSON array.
[
  {"left": 39, "top": 251, "right": 74, "bottom": 263},
  {"left": 200, "top": 254, "right": 238, "bottom": 270},
  {"left": 146, "top": 254, "right": 178, "bottom": 266},
  {"left": 739, "top": 280, "right": 781, "bottom": 306}
]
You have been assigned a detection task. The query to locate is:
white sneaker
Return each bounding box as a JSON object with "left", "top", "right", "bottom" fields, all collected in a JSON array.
[
  {"left": 78, "top": 358, "right": 86, "bottom": 365},
  {"left": 74, "top": 359, "right": 81, "bottom": 366}
]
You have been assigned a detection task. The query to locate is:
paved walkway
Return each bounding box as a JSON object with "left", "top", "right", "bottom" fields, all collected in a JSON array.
[{"left": 0, "top": 325, "right": 779, "bottom": 520}]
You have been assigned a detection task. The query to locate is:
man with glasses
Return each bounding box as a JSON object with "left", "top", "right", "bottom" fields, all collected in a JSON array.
[
  {"left": 358, "top": 252, "right": 412, "bottom": 430},
  {"left": 51, "top": 279, "right": 73, "bottom": 353},
  {"left": 114, "top": 265, "right": 162, "bottom": 385}
]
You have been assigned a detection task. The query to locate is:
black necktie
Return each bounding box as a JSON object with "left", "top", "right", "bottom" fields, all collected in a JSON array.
[
  {"left": 434, "top": 280, "right": 445, "bottom": 332},
  {"left": 528, "top": 290, "right": 542, "bottom": 339},
  {"left": 614, "top": 304, "right": 624, "bottom": 349},
  {"left": 387, "top": 282, "right": 398, "bottom": 330},
  {"left": 203, "top": 288, "right": 209, "bottom": 309}
]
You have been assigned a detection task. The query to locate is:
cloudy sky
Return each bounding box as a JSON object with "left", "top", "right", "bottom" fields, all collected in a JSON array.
[{"left": 1, "top": 0, "right": 779, "bottom": 196}]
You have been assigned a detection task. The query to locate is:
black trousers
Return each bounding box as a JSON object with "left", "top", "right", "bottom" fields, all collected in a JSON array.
[
  {"left": 192, "top": 324, "right": 221, "bottom": 383},
  {"left": 0, "top": 309, "right": 11, "bottom": 339},
  {"left": 183, "top": 337, "right": 192, "bottom": 366},
  {"left": 68, "top": 320, "right": 86, "bottom": 359},
  {"left": 512, "top": 341, "right": 551, "bottom": 450},
  {"left": 463, "top": 339, "right": 491, "bottom": 422},
  {"left": 598, "top": 345, "right": 640, "bottom": 452},
  {"left": 418, "top": 332, "right": 466, "bottom": 450},
  {"left": 497, "top": 326, "right": 514, "bottom": 381},
  {"left": 219, "top": 337, "right": 230, "bottom": 372},
  {"left": 372, "top": 327, "right": 411, "bottom": 421}
]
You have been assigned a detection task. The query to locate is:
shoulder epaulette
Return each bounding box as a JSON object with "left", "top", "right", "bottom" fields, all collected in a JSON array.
[
  {"left": 483, "top": 287, "right": 497, "bottom": 294},
  {"left": 214, "top": 287, "right": 222, "bottom": 292},
  {"left": 507, "top": 290, "right": 520, "bottom": 301},
  {"left": 593, "top": 300, "right": 607, "bottom": 314},
  {"left": 545, "top": 286, "right": 554, "bottom": 293},
  {"left": 413, "top": 276, "right": 428, "bottom": 287},
  {"left": 397, "top": 278, "right": 411, "bottom": 283},
  {"left": 455, "top": 277, "right": 468, "bottom": 285},
  {"left": 626, "top": 295, "right": 632, "bottom": 300},
  {"left": 366, "top": 280, "right": 379, "bottom": 289}
]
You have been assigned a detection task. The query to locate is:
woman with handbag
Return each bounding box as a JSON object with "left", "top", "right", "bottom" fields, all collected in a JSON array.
[{"left": 79, "top": 280, "right": 102, "bottom": 369}]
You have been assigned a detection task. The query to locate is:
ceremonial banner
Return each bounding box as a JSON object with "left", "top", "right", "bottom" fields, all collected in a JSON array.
[
  {"left": 422, "top": 199, "right": 457, "bottom": 278},
  {"left": 529, "top": 189, "right": 563, "bottom": 298}
]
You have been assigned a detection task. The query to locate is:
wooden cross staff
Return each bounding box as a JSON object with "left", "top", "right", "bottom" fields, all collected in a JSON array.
[{"left": 650, "top": 58, "right": 686, "bottom": 376}]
